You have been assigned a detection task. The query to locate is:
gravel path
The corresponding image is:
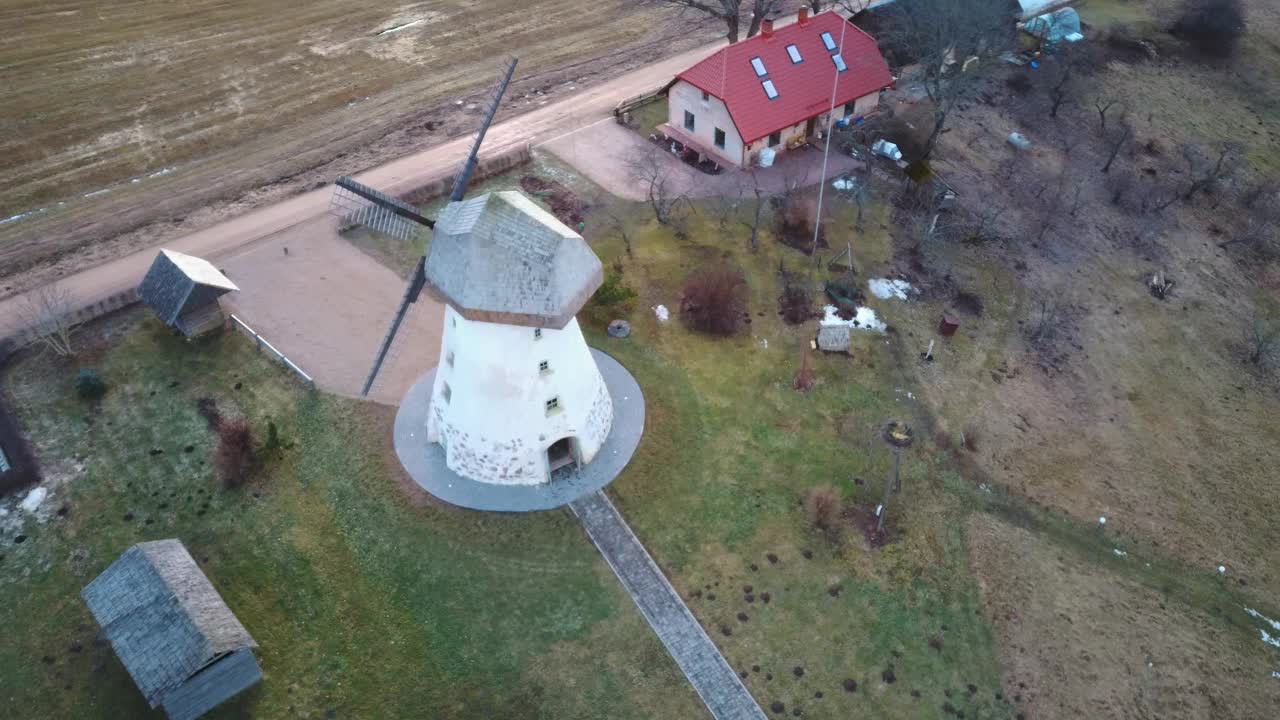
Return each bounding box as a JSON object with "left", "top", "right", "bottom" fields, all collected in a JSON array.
[{"left": 571, "top": 490, "right": 765, "bottom": 720}]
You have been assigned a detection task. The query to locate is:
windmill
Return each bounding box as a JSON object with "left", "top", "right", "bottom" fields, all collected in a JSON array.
[{"left": 329, "top": 56, "right": 519, "bottom": 396}]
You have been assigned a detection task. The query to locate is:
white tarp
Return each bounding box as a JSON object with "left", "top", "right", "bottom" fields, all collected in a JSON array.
[
  {"left": 1025, "top": 8, "right": 1083, "bottom": 45},
  {"left": 1017, "top": 0, "right": 1064, "bottom": 20}
]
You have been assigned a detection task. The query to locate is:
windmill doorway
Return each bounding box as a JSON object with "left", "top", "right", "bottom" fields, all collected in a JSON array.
[{"left": 547, "top": 437, "right": 580, "bottom": 477}]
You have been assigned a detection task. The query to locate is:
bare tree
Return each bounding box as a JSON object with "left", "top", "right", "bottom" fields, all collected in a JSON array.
[
  {"left": 605, "top": 211, "right": 635, "bottom": 256},
  {"left": 625, "top": 148, "right": 687, "bottom": 227},
  {"left": 877, "top": 0, "right": 1011, "bottom": 160},
  {"left": 1094, "top": 98, "right": 1119, "bottom": 134},
  {"left": 1244, "top": 314, "right": 1279, "bottom": 367},
  {"left": 1026, "top": 290, "right": 1066, "bottom": 348},
  {"left": 18, "top": 284, "right": 77, "bottom": 357},
  {"left": 1181, "top": 143, "right": 1239, "bottom": 202},
  {"left": 741, "top": 170, "right": 768, "bottom": 250},
  {"left": 658, "top": 0, "right": 782, "bottom": 44},
  {"left": 1101, "top": 117, "right": 1132, "bottom": 173}
]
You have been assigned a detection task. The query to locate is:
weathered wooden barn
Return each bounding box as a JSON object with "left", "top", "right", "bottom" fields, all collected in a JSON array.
[
  {"left": 81, "top": 539, "right": 261, "bottom": 720},
  {"left": 138, "top": 249, "right": 238, "bottom": 337}
]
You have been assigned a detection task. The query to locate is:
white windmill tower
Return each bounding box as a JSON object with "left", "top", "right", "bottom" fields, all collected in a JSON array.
[{"left": 420, "top": 191, "right": 612, "bottom": 483}]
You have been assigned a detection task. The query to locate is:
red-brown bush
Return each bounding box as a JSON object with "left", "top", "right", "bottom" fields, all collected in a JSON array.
[
  {"left": 805, "top": 485, "right": 840, "bottom": 532},
  {"left": 680, "top": 265, "right": 748, "bottom": 336},
  {"left": 215, "top": 418, "right": 256, "bottom": 489}
]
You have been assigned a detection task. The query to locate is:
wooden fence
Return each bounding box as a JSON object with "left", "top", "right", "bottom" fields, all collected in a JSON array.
[
  {"left": 614, "top": 86, "right": 667, "bottom": 117},
  {"left": 228, "top": 314, "right": 314, "bottom": 386}
]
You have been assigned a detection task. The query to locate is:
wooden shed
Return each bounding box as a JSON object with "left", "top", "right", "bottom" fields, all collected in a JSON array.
[
  {"left": 138, "top": 250, "right": 238, "bottom": 337},
  {"left": 82, "top": 539, "right": 261, "bottom": 720}
]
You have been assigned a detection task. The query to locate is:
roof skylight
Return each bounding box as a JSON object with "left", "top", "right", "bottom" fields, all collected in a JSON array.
[
  {"left": 821, "top": 32, "right": 837, "bottom": 51},
  {"left": 786, "top": 44, "right": 803, "bottom": 64},
  {"left": 832, "top": 53, "right": 847, "bottom": 72},
  {"left": 750, "top": 57, "right": 767, "bottom": 77},
  {"left": 762, "top": 79, "right": 778, "bottom": 99}
]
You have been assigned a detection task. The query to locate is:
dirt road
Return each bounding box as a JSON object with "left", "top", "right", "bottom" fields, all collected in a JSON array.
[{"left": 0, "top": 34, "right": 736, "bottom": 341}]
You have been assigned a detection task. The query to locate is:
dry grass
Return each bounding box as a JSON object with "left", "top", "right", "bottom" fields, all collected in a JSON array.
[{"left": 0, "top": 0, "right": 709, "bottom": 280}]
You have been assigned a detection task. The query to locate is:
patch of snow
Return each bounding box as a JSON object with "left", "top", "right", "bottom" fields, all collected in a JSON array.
[
  {"left": 1113, "top": 548, "right": 1127, "bottom": 558},
  {"left": 832, "top": 178, "right": 855, "bottom": 191},
  {"left": 1218, "top": 565, "right": 1226, "bottom": 574},
  {"left": 653, "top": 305, "right": 669, "bottom": 322},
  {"left": 147, "top": 166, "right": 176, "bottom": 179},
  {"left": 869, "top": 278, "right": 914, "bottom": 300},
  {"left": 377, "top": 18, "right": 425, "bottom": 35},
  {"left": 19, "top": 487, "right": 48, "bottom": 514},
  {"left": 759, "top": 338, "right": 768, "bottom": 349},
  {"left": 1272, "top": 671, "right": 1279, "bottom": 679},
  {"left": 1245, "top": 607, "right": 1280, "bottom": 633},
  {"left": 1262, "top": 630, "right": 1280, "bottom": 649},
  {"left": 83, "top": 188, "right": 111, "bottom": 198},
  {"left": 1099, "top": 516, "right": 1107, "bottom": 525},
  {"left": 821, "top": 304, "right": 885, "bottom": 333}
]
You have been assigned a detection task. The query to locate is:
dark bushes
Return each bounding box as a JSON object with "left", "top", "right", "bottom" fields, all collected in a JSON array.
[
  {"left": 1173, "top": 0, "right": 1246, "bottom": 58},
  {"left": 75, "top": 368, "right": 107, "bottom": 400},
  {"left": 680, "top": 265, "right": 748, "bottom": 336},
  {"left": 0, "top": 396, "right": 39, "bottom": 496}
]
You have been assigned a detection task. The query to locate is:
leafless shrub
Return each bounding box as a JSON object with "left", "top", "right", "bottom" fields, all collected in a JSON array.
[
  {"left": 1244, "top": 314, "right": 1279, "bottom": 368},
  {"left": 779, "top": 274, "right": 814, "bottom": 325},
  {"left": 215, "top": 418, "right": 256, "bottom": 489},
  {"left": 625, "top": 148, "right": 687, "bottom": 227},
  {"left": 805, "top": 485, "right": 840, "bottom": 532},
  {"left": 680, "top": 264, "right": 748, "bottom": 336},
  {"left": 1026, "top": 292, "right": 1066, "bottom": 348},
  {"left": 17, "top": 284, "right": 77, "bottom": 357}
]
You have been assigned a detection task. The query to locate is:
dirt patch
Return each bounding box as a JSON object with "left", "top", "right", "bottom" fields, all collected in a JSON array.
[
  {"left": 968, "top": 513, "right": 1280, "bottom": 719},
  {"left": 519, "top": 175, "right": 587, "bottom": 227}
]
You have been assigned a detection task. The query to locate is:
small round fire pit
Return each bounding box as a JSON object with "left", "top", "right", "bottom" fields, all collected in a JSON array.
[
  {"left": 607, "top": 319, "right": 632, "bottom": 338},
  {"left": 882, "top": 420, "right": 915, "bottom": 449}
]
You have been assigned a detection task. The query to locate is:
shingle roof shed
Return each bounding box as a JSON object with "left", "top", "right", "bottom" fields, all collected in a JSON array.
[
  {"left": 82, "top": 540, "right": 260, "bottom": 720},
  {"left": 138, "top": 250, "right": 238, "bottom": 327}
]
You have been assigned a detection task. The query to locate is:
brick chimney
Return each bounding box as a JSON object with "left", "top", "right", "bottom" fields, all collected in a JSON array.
[
  {"left": 798, "top": 8, "right": 809, "bottom": 25},
  {"left": 761, "top": 16, "right": 774, "bottom": 37}
]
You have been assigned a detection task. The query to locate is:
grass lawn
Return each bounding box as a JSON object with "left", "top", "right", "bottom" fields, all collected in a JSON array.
[{"left": 0, "top": 314, "right": 702, "bottom": 720}]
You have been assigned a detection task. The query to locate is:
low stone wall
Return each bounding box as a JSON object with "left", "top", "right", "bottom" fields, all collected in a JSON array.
[
  {"left": 400, "top": 144, "right": 533, "bottom": 206},
  {"left": 0, "top": 288, "right": 141, "bottom": 367}
]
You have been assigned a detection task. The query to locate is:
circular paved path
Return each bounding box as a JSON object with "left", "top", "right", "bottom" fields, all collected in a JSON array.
[{"left": 393, "top": 348, "right": 645, "bottom": 512}]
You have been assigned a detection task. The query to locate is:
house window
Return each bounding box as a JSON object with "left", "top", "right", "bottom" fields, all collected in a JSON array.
[
  {"left": 701, "top": 90, "right": 710, "bottom": 102},
  {"left": 441, "top": 382, "right": 452, "bottom": 404},
  {"left": 768, "top": 131, "right": 781, "bottom": 147},
  {"left": 451, "top": 315, "right": 457, "bottom": 328},
  {"left": 446, "top": 350, "right": 455, "bottom": 368},
  {"left": 750, "top": 57, "right": 767, "bottom": 77},
  {"left": 832, "top": 54, "right": 847, "bottom": 73},
  {"left": 684, "top": 110, "right": 696, "bottom": 132},
  {"left": 762, "top": 80, "right": 778, "bottom": 100},
  {"left": 714, "top": 128, "right": 726, "bottom": 149},
  {"left": 545, "top": 397, "right": 560, "bottom": 415},
  {"left": 821, "top": 31, "right": 837, "bottom": 51},
  {"left": 539, "top": 360, "right": 550, "bottom": 374},
  {"left": 534, "top": 328, "right": 543, "bottom": 340},
  {"left": 843, "top": 100, "right": 856, "bottom": 116},
  {"left": 786, "top": 44, "right": 803, "bottom": 64}
]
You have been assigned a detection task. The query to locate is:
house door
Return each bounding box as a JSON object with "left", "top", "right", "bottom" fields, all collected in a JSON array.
[
  {"left": 547, "top": 437, "right": 578, "bottom": 474},
  {"left": 805, "top": 117, "right": 817, "bottom": 140}
]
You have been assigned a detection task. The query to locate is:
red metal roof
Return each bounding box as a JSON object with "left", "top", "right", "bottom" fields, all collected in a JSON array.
[{"left": 675, "top": 12, "right": 893, "bottom": 144}]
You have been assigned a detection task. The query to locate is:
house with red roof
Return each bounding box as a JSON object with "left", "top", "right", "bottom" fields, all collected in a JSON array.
[{"left": 661, "top": 9, "right": 893, "bottom": 168}]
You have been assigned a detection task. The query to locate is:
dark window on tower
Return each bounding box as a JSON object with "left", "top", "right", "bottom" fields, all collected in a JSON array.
[
  {"left": 768, "top": 131, "right": 781, "bottom": 147},
  {"left": 684, "top": 110, "right": 696, "bottom": 131},
  {"left": 701, "top": 90, "right": 710, "bottom": 101},
  {"left": 534, "top": 328, "right": 543, "bottom": 340},
  {"left": 442, "top": 382, "right": 452, "bottom": 404},
  {"left": 714, "top": 128, "right": 726, "bottom": 149}
]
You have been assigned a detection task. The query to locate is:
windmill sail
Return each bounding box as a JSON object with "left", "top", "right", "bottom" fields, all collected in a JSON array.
[{"left": 359, "top": 56, "right": 519, "bottom": 397}]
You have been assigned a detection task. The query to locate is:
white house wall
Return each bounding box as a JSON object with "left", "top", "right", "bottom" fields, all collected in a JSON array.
[
  {"left": 667, "top": 80, "right": 746, "bottom": 165},
  {"left": 425, "top": 306, "right": 613, "bottom": 485}
]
